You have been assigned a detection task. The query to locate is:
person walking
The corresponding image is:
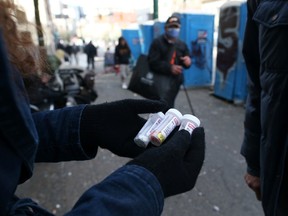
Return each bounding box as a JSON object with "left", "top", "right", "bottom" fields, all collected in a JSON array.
[
  {"left": 71, "top": 43, "right": 80, "bottom": 65},
  {"left": 114, "top": 37, "right": 131, "bottom": 89},
  {"left": 241, "top": 1, "right": 288, "bottom": 215},
  {"left": 104, "top": 47, "right": 115, "bottom": 73},
  {"left": 65, "top": 43, "right": 73, "bottom": 64},
  {"left": 148, "top": 15, "right": 191, "bottom": 108},
  {"left": 84, "top": 41, "right": 97, "bottom": 70}
]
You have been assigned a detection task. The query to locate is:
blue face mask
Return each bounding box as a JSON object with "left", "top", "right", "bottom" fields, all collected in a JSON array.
[{"left": 166, "top": 28, "right": 180, "bottom": 39}]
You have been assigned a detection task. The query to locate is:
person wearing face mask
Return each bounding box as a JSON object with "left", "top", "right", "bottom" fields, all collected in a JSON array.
[{"left": 148, "top": 15, "right": 191, "bottom": 108}]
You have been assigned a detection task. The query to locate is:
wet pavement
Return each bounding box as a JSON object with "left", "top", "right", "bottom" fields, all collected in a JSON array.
[{"left": 16, "top": 53, "right": 263, "bottom": 216}]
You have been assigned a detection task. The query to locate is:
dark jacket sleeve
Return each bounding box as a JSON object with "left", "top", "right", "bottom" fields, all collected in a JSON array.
[
  {"left": 64, "top": 165, "right": 164, "bottom": 216},
  {"left": 148, "top": 37, "right": 173, "bottom": 75},
  {"left": 0, "top": 30, "right": 38, "bottom": 212},
  {"left": 0, "top": 141, "right": 22, "bottom": 215},
  {"left": 32, "top": 105, "right": 97, "bottom": 163},
  {"left": 180, "top": 41, "right": 191, "bottom": 69},
  {"left": 241, "top": 0, "right": 261, "bottom": 177},
  {"left": 114, "top": 46, "right": 119, "bottom": 65},
  {"left": 148, "top": 36, "right": 191, "bottom": 75}
]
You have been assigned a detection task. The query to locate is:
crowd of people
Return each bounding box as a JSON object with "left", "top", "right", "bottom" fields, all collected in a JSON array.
[{"left": 55, "top": 36, "right": 133, "bottom": 89}]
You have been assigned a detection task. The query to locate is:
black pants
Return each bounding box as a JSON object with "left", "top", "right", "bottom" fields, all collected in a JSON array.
[
  {"left": 156, "top": 75, "right": 182, "bottom": 108},
  {"left": 87, "top": 56, "right": 95, "bottom": 69}
]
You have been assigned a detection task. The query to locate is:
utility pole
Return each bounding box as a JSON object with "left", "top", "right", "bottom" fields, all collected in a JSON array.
[
  {"left": 153, "top": 0, "right": 158, "bottom": 20},
  {"left": 44, "top": 0, "right": 56, "bottom": 53},
  {"left": 33, "top": 0, "right": 45, "bottom": 46}
]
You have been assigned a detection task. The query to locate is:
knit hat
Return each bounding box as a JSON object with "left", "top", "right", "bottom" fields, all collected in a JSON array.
[{"left": 165, "top": 16, "right": 181, "bottom": 28}]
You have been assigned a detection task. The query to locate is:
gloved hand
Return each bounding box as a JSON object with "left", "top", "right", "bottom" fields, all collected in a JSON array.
[
  {"left": 80, "top": 99, "right": 168, "bottom": 158},
  {"left": 127, "top": 127, "right": 205, "bottom": 198}
]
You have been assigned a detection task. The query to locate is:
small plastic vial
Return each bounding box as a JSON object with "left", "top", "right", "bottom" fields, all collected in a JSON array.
[
  {"left": 179, "top": 114, "right": 200, "bottom": 135},
  {"left": 134, "top": 112, "right": 165, "bottom": 148},
  {"left": 150, "top": 108, "right": 182, "bottom": 146}
]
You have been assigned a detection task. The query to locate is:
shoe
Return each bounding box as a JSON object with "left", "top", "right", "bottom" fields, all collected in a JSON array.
[{"left": 122, "top": 83, "right": 128, "bottom": 89}]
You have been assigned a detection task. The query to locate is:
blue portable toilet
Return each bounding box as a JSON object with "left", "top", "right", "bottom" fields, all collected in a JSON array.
[
  {"left": 180, "top": 13, "right": 215, "bottom": 88},
  {"left": 121, "top": 28, "right": 143, "bottom": 64},
  {"left": 139, "top": 21, "right": 154, "bottom": 55},
  {"left": 213, "top": 1, "right": 248, "bottom": 103},
  {"left": 153, "top": 21, "right": 165, "bottom": 39}
]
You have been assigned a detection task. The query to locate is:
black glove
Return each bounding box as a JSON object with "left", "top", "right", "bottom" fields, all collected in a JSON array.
[
  {"left": 127, "top": 127, "right": 205, "bottom": 198},
  {"left": 80, "top": 99, "right": 168, "bottom": 158}
]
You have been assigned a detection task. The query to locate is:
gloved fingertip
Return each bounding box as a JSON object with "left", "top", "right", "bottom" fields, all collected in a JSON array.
[
  {"left": 190, "top": 127, "right": 205, "bottom": 151},
  {"left": 192, "top": 127, "right": 205, "bottom": 135},
  {"left": 165, "top": 130, "right": 191, "bottom": 155},
  {"left": 177, "top": 129, "right": 191, "bottom": 138},
  {"left": 133, "top": 99, "right": 169, "bottom": 114},
  {"left": 191, "top": 127, "right": 205, "bottom": 140},
  {"left": 158, "top": 99, "right": 170, "bottom": 112},
  {"left": 149, "top": 99, "right": 169, "bottom": 111}
]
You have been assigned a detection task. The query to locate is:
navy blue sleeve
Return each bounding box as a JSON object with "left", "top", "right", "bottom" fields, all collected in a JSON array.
[
  {"left": 32, "top": 105, "right": 97, "bottom": 163},
  {"left": 65, "top": 165, "right": 164, "bottom": 216},
  {"left": 0, "top": 142, "right": 22, "bottom": 215}
]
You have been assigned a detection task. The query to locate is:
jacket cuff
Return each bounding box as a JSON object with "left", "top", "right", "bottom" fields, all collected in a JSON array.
[
  {"left": 247, "top": 165, "right": 260, "bottom": 177},
  {"left": 241, "top": 130, "right": 261, "bottom": 177},
  {"left": 124, "top": 164, "right": 164, "bottom": 213}
]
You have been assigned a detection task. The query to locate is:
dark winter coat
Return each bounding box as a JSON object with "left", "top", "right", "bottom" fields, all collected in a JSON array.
[
  {"left": 241, "top": 1, "right": 288, "bottom": 215},
  {"left": 114, "top": 42, "right": 131, "bottom": 65},
  {"left": 148, "top": 34, "right": 190, "bottom": 76},
  {"left": 84, "top": 43, "right": 97, "bottom": 57},
  {"left": 147, "top": 34, "right": 190, "bottom": 107}
]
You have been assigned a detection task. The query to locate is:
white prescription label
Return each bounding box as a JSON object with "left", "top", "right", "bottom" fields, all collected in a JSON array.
[
  {"left": 181, "top": 122, "right": 197, "bottom": 134},
  {"left": 160, "top": 117, "right": 180, "bottom": 138},
  {"left": 145, "top": 117, "right": 162, "bottom": 136}
]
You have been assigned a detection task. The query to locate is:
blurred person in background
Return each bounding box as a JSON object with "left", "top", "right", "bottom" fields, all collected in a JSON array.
[
  {"left": 114, "top": 36, "right": 131, "bottom": 89},
  {"left": 71, "top": 43, "right": 80, "bottom": 65},
  {"left": 104, "top": 47, "right": 115, "bottom": 73},
  {"left": 148, "top": 15, "right": 191, "bottom": 108},
  {"left": 84, "top": 41, "right": 97, "bottom": 70},
  {"left": 0, "top": 1, "right": 205, "bottom": 215},
  {"left": 64, "top": 43, "right": 72, "bottom": 64}
]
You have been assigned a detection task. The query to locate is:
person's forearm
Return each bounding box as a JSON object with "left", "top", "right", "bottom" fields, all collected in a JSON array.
[
  {"left": 241, "top": 88, "right": 261, "bottom": 177},
  {"left": 148, "top": 44, "right": 171, "bottom": 75},
  {"left": 65, "top": 165, "right": 164, "bottom": 216},
  {"left": 148, "top": 52, "right": 171, "bottom": 75},
  {"left": 150, "top": 61, "right": 172, "bottom": 75},
  {"left": 33, "top": 105, "right": 97, "bottom": 162}
]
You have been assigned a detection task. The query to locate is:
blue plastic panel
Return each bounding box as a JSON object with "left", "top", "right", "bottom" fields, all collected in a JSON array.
[
  {"left": 214, "top": 2, "right": 248, "bottom": 102},
  {"left": 121, "top": 29, "right": 143, "bottom": 63},
  {"left": 139, "top": 24, "right": 154, "bottom": 55},
  {"left": 153, "top": 21, "right": 165, "bottom": 39},
  {"left": 180, "top": 13, "right": 215, "bottom": 87}
]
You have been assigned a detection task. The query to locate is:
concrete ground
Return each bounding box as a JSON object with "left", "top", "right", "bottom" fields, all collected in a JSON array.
[{"left": 16, "top": 53, "right": 263, "bottom": 216}]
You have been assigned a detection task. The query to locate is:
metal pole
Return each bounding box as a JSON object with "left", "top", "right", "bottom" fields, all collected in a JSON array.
[
  {"left": 153, "top": 0, "right": 158, "bottom": 20},
  {"left": 183, "top": 85, "right": 196, "bottom": 115},
  {"left": 33, "top": 0, "right": 44, "bottom": 46}
]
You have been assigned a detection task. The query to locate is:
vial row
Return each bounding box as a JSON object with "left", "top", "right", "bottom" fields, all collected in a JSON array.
[{"left": 134, "top": 108, "right": 201, "bottom": 148}]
